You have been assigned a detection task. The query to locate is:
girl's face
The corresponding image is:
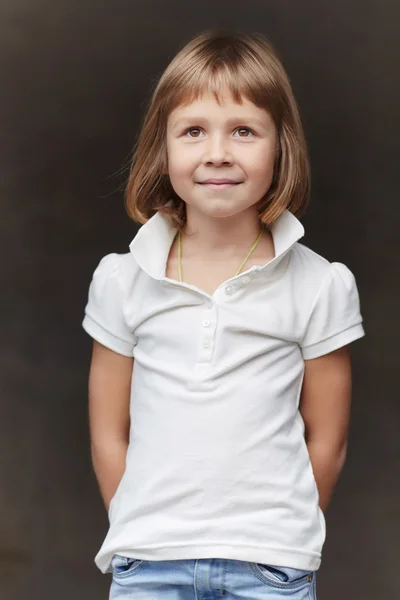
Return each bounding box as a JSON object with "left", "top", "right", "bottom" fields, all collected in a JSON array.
[{"left": 165, "top": 90, "right": 278, "bottom": 221}]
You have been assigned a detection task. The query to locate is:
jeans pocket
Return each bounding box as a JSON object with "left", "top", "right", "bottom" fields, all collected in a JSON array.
[
  {"left": 111, "top": 554, "right": 147, "bottom": 578},
  {"left": 250, "top": 562, "right": 314, "bottom": 589}
]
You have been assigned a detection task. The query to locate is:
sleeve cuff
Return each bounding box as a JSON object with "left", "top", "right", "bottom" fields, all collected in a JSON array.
[
  {"left": 302, "top": 322, "right": 365, "bottom": 360},
  {"left": 82, "top": 314, "right": 135, "bottom": 357}
]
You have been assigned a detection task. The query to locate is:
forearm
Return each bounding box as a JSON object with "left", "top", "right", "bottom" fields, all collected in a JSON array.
[
  {"left": 91, "top": 439, "right": 129, "bottom": 512},
  {"left": 306, "top": 440, "right": 347, "bottom": 513}
]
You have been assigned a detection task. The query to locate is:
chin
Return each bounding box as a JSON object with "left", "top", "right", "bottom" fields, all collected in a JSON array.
[
  {"left": 213, "top": 204, "right": 252, "bottom": 219},
  {"left": 199, "top": 200, "right": 245, "bottom": 218},
  {"left": 202, "top": 207, "right": 238, "bottom": 219},
  {"left": 184, "top": 196, "right": 250, "bottom": 220}
]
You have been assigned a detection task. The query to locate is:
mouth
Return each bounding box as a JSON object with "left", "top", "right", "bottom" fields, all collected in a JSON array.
[{"left": 197, "top": 180, "right": 242, "bottom": 189}]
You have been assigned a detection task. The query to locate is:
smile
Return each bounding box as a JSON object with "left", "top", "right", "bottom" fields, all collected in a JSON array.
[{"left": 197, "top": 182, "right": 241, "bottom": 189}]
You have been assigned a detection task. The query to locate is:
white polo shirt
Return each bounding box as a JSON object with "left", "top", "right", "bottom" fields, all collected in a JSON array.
[{"left": 82, "top": 209, "right": 365, "bottom": 574}]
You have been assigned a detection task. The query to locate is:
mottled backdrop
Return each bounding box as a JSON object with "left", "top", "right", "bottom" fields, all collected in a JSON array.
[{"left": 1, "top": 1, "right": 399, "bottom": 599}]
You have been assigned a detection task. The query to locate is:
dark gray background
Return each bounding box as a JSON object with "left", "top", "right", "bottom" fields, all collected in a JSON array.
[{"left": 1, "top": 1, "right": 399, "bottom": 599}]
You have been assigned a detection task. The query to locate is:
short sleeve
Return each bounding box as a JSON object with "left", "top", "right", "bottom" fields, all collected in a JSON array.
[
  {"left": 82, "top": 253, "right": 136, "bottom": 356},
  {"left": 301, "top": 262, "right": 365, "bottom": 360}
]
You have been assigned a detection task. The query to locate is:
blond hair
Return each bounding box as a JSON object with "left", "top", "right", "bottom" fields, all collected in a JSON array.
[{"left": 125, "top": 30, "right": 310, "bottom": 230}]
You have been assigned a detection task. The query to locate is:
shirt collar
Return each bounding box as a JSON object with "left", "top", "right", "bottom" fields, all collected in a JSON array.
[{"left": 129, "top": 209, "right": 304, "bottom": 280}]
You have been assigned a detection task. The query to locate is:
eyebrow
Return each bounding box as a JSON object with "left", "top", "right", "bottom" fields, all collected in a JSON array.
[{"left": 170, "top": 116, "right": 269, "bottom": 131}]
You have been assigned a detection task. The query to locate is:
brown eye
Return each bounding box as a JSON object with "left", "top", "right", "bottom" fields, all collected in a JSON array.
[
  {"left": 235, "top": 128, "right": 253, "bottom": 137},
  {"left": 185, "top": 128, "right": 202, "bottom": 137}
]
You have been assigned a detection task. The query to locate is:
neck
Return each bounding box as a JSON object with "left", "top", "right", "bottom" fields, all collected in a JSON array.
[{"left": 182, "top": 205, "right": 263, "bottom": 258}]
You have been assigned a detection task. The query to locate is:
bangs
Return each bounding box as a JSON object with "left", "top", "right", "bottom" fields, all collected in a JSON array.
[{"left": 162, "top": 50, "right": 282, "bottom": 122}]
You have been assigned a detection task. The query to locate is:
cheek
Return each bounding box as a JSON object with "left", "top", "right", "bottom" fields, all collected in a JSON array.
[
  {"left": 168, "top": 145, "right": 195, "bottom": 179},
  {"left": 167, "top": 159, "right": 191, "bottom": 196},
  {"left": 245, "top": 155, "right": 275, "bottom": 182},
  {"left": 169, "top": 160, "right": 189, "bottom": 182},
  {"left": 246, "top": 142, "right": 276, "bottom": 178}
]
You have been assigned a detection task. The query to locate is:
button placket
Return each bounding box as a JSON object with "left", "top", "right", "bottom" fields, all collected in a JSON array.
[
  {"left": 224, "top": 272, "right": 253, "bottom": 295},
  {"left": 197, "top": 303, "right": 217, "bottom": 364}
]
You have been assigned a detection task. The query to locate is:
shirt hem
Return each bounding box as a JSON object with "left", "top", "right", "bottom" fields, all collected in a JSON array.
[
  {"left": 95, "top": 543, "right": 322, "bottom": 574},
  {"left": 301, "top": 322, "right": 365, "bottom": 360}
]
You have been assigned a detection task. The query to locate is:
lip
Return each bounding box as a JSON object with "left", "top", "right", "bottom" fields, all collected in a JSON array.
[
  {"left": 199, "top": 182, "right": 241, "bottom": 190},
  {"left": 200, "top": 179, "right": 241, "bottom": 184},
  {"left": 197, "top": 179, "right": 242, "bottom": 190}
]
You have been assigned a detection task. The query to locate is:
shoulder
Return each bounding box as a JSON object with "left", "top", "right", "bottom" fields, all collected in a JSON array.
[
  {"left": 290, "top": 242, "right": 330, "bottom": 279},
  {"left": 292, "top": 244, "right": 365, "bottom": 357},
  {"left": 287, "top": 242, "right": 362, "bottom": 317},
  {"left": 91, "top": 251, "right": 139, "bottom": 287},
  {"left": 290, "top": 242, "right": 357, "bottom": 286},
  {"left": 83, "top": 252, "right": 139, "bottom": 355}
]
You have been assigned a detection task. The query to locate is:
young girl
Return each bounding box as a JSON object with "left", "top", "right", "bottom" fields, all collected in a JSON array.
[{"left": 82, "top": 30, "right": 365, "bottom": 599}]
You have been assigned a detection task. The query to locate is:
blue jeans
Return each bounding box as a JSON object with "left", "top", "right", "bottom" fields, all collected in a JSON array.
[{"left": 109, "top": 555, "right": 317, "bottom": 599}]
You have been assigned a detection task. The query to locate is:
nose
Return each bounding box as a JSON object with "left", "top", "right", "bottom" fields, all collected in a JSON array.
[{"left": 203, "top": 134, "right": 232, "bottom": 166}]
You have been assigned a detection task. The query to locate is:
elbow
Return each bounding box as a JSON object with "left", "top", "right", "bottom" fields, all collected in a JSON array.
[
  {"left": 307, "top": 437, "right": 348, "bottom": 468},
  {"left": 338, "top": 441, "right": 348, "bottom": 470},
  {"left": 90, "top": 435, "right": 129, "bottom": 465},
  {"left": 90, "top": 423, "right": 130, "bottom": 454}
]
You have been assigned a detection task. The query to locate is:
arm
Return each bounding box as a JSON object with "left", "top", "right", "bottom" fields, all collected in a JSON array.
[
  {"left": 88, "top": 340, "right": 133, "bottom": 513},
  {"left": 299, "top": 345, "right": 352, "bottom": 513}
]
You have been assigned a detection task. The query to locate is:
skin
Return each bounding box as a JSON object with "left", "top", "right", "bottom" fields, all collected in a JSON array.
[
  {"left": 89, "top": 343, "right": 132, "bottom": 511},
  {"left": 300, "top": 346, "right": 352, "bottom": 512},
  {"left": 164, "top": 89, "right": 277, "bottom": 294},
  {"left": 89, "top": 89, "right": 352, "bottom": 516},
  {"left": 166, "top": 90, "right": 278, "bottom": 257}
]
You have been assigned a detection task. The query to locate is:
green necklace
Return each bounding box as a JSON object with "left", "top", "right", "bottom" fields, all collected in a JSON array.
[{"left": 177, "top": 229, "right": 263, "bottom": 283}]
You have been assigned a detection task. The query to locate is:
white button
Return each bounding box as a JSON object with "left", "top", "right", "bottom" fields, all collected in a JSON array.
[
  {"left": 225, "top": 285, "right": 233, "bottom": 294},
  {"left": 203, "top": 340, "right": 210, "bottom": 348},
  {"left": 202, "top": 320, "right": 210, "bottom": 327}
]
